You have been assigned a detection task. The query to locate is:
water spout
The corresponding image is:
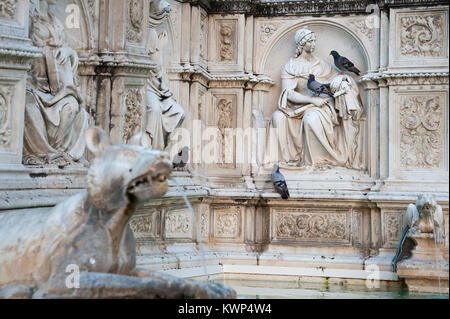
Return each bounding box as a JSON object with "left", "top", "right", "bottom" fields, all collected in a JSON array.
[
  {"left": 171, "top": 177, "right": 209, "bottom": 280},
  {"left": 430, "top": 209, "right": 442, "bottom": 296}
]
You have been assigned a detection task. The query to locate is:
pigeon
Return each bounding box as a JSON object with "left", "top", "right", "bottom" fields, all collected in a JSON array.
[
  {"left": 307, "top": 74, "right": 333, "bottom": 98},
  {"left": 271, "top": 164, "right": 290, "bottom": 200},
  {"left": 330, "top": 50, "right": 360, "bottom": 76},
  {"left": 172, "top": 146, "right": 189, "bottom": 169}
]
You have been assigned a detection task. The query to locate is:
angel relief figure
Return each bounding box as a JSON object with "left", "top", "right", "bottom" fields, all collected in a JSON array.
[
  {"left": 266, "top": 27, "right": 366, "bottom": 169},
  {"left": 23, "top": 0, "right": 91, "bottom": 166}
]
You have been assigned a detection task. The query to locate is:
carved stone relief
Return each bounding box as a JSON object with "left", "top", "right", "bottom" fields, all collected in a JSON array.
[
  {"left": 273, "top": 209, "right": 350, "bottom": 243},
  {"left": 399, "top": 13, "right": 445, "bottom": 58},
  {"left": 23, "top": 0, "right": 91, "bottom": 166},
  {"left": 200, "top": 13, "right": 208, "bottom": 60},
  {"left": 259, "top": 22, "right": 280, "bottom": 44},
  {"left": 143, "top": 0, "right": 185, "bottom": 151},
  {"left": 86, "top": 0, "right": 96, "bottom": 24},
  {"left": 0, "top": 85, "right": 12, "bottom": 147},
  {"left": 198, "top": 88, "right": 206, "bottom": 121},
  {"left": 123, "top": 88, "right": 143, "bottom": 144},
  {"left": 352, "top": 210, "right": 363, "bottom": 246},
  {"left": 216, "top": 98, "right": 233, "bottom": 165},
  {"left": 214, "top": 206, "right": 241, "bottom": 239},
  {"left": 383, "top": 211, "right": 404, "bottom": 248},
  {"left": 218, "top": 21, "right": 235, "bottom": 62},
  {"left": 266, "top": 27, "right": 366, "bottom": 169},
  {"left": 130, "top": 215, "right": 154, "bottom": 236},
  {"left": 350, "top": 20, "right": 375, "bottom": 42},
  {"left": 399, "top": 95, "right": 444, "bottom": 169},
  {"left": 165, "top": 209, "right": 192, "bottom": 239},
  {"left": 199, "top": 205, "right": 209, "bottom": 238},
  {"left": 126, "top": 0, "right": 144, "bottom": 43},
  {"left": 0, "top": 0, "right": 15, "bottom": 20}
]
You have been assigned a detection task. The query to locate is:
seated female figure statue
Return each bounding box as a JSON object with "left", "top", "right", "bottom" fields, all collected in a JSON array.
[
  {"left": 139, "top": 0, "right": 185, "bottom": 151},
  {"left": 23, "top": 0, "right": 90, "bottom": 166},
  {"left": 267, "top": 27, "right": 365, "bottom": 169}
]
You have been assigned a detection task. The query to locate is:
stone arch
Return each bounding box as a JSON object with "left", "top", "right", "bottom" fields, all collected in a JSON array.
[
  {"left": 50, "top": 0, "right": 94, "bottom": 54},
  {"left": 259, "top": 19, "right": 373, "bottom": 75}
]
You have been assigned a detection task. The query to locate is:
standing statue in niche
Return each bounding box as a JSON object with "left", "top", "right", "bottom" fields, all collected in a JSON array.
[
  {"left": 137, "top": 0, "right": 185, "bottom": 151},
  {"left": 266, "top": 27, "right": 366, "bottom": 169},
  {"left": 23, "top": 0, "right": 91, "bottom": 166}
]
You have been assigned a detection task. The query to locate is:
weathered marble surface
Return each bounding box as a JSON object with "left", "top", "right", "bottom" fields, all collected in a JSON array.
[
  {"left": 23, "top": 0, "right": 91, "bottom": 167},
  {"left": 0, "top": 127, "right": 235, "bottom": 299},
  {"left": 266, "top": 26, "right": 365, "bottom": 168},
  {"left": 0, "top": 0, "right": 448, "bottom": 289}
]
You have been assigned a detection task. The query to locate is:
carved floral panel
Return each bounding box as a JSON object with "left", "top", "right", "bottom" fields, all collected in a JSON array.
[
  {"left": 216, "top": 20, "right": 236, "bottom": 63},
  {"left": 165, "top": 209, "right": 192, "bottom": 239},
  {"left": 399, "top": 12, "right": 446, "bottom": 58},
  {"left": 272, "top": 209, "right": 351, "bottom": 244},
  {"left": 350, "top": 19, "right": 374, "bottom": 42},
  {"left": 399, "top": 94, "right": 445, "bottom": 169},
  {"left": 214, "top": 206, "right": 241, "bottom": 239},
  {"left": 216, "top": 98, "right": 233, "bottom": 166},
  {"left": 200, "top": 12, "right": 208, "bottom": 60},
  {"left": 123, "top": 88, "right": 143, "bottom": 144},
  {"left": 0, "top": 85, "right": 13, "bottom": 147},
  {"left": 130, "top": 214, "right": 155, "bottom": 238},
  {"left": 86, "top": 0, "right": 97, "bottom": 26},
  {"left": 259, "top": 22, "right": 281, "bottom": 44},
  {"left": 0, "top": 0, "right": 15, "bottom": 20},
  {"left": 382, "top": 211, "right": 404, "bottom": 248},
  {"left": 199, "top": 205, "right": 209, "bottom": 238},
  {"left": 126, "top": 0, "right": 144, "bottom": 43}
]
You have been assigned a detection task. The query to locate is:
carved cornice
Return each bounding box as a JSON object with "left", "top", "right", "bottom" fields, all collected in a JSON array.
[
  {"left": 361, "top": 71, "right": 449, "bottom": 86},
  {"left": 0, "top": 46, "right": 42, "bottom": 69},
  {"left": 183, "top": 0, "right": 448, "bottom": 16},
  {"left": 79, "top": 54, "right": 158, "bottom": 77},
  {"left": 168, "top": 64, "right": 275, "bottom": 89},
  {"left": 383, "top": 0, "right": 449, "bottom": 7},
  {"left": 0, "top": 47, "right": 42, "bottom": 59}
]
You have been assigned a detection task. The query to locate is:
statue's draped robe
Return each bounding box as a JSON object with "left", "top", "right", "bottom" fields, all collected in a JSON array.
[
  {"left": 267, "top": 56, "right": 365, "bottom": 168},
  {"left": 143, "top": 27, "right": 185, "bottom": 151},
  {"left": 23, "top": 11, "right": 90, "bottom": 164},
  {"left": 145, "top": 71, "right": 185, "bottom": 151}
]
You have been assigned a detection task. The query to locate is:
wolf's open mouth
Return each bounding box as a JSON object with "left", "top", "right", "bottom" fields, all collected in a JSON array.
[
  {"left": 127, "top": 173, "right": 168, "bottom": 194},
  {"left": 127, "top": 175, "right": 151, "bottom": 193}
]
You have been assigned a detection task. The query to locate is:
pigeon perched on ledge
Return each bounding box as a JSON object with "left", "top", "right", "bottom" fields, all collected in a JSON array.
[
  {"left": 330, "top": 50, "right": 360, "bottom": 76},
  {"left": 307, "top": 74, "right": 333, "bottom": 98},
  {"left": 271, "top": 164, "right": 290, "bottom": 200},
  {"left": 172, "top": 146, "right": 189, "bottom": 169}
]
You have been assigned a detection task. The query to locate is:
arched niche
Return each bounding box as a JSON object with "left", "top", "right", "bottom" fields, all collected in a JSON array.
[
  {"left": 261, "top": 21, "right": 371, "bottom": 120},
  {"left": 147, "top": 0, "right": 182, "bottom": 96},
  {"left": 50, "top": 0, "right": 94, "bottom": 56},
  {"left": 152, "top": 17, "right": 177, "bottom": 85}
]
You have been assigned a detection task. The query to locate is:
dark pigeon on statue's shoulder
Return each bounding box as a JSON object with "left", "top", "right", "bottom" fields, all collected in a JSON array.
[
  {"left": 307, "top": 74, "right": 333, "bottom": 98},
  {"left": 271, "top": 164, "right": 290, "bottom": 200},
  {"left": 330, "top": 50, "right": 360, "bottom": 76},
  {"left": 172, "top": 146, "right": 189, "bottom": 169}
]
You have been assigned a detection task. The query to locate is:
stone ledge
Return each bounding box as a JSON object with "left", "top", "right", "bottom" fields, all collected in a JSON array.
[{"left": 159, "top": 264, "right": 398, "bottom": 282}]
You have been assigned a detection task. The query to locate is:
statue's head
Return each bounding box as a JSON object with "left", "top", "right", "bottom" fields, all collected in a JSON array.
[
  {"left": 85, "top": 127, "right": 172, "bottom": 212},
  {"left": 294, "top": 27, "right": 316, "bottom": 57},
  {"left": 415, "top": 194, "right": 437, "bottom": 217},
  {"left": 149, "top": 0, "right": 171, "bottom": 27}
]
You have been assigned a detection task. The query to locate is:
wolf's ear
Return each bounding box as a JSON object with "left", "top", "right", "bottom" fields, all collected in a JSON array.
[{"left": 85, "top": 127, "right": 112, "bottom": 158}]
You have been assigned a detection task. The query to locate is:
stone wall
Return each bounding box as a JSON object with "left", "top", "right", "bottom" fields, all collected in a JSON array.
[{"left": 0, "top": 0, "right": 448, "bottom": 282}]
